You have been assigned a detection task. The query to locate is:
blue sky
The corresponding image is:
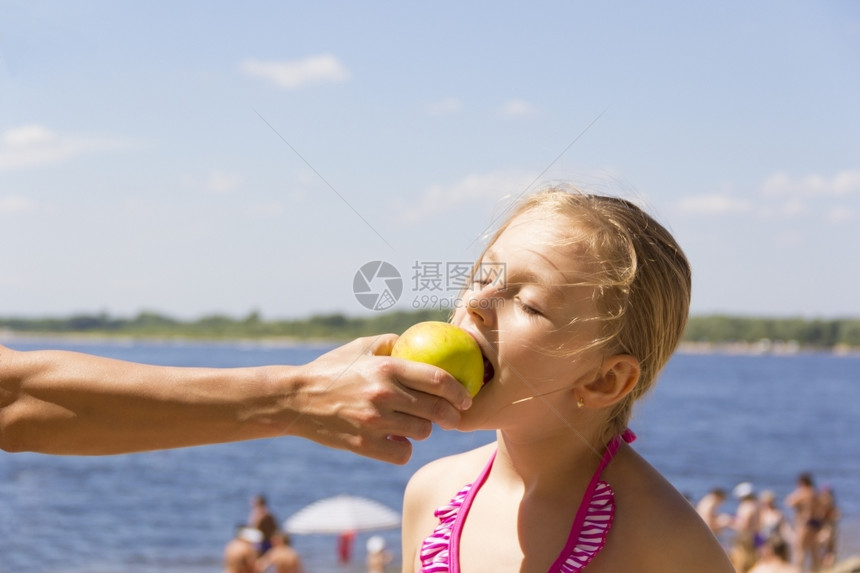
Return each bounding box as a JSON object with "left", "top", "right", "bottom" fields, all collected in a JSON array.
[{"left": 1, "top": 1, "right": 858, "bottom": 320}]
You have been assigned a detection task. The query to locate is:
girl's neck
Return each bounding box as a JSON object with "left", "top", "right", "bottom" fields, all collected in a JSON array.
[{"left": 493, "top": 427, "right": 608, "bottom": 496}]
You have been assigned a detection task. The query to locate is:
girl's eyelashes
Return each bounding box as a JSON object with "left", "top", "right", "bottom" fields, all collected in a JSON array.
[
  {"left": 473, "top": 275, "right": 539, "bottom": 314},
  {"left": 471, "top": 275, "right": 506, "bottom": 292},
  {"left": 515, "top": 296, "right": 542, "bottom": 317}
]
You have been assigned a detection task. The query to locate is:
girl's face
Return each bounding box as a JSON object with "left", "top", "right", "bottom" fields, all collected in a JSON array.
[{"left": 452, "top": 209, "right": 605, "bottom": 433}]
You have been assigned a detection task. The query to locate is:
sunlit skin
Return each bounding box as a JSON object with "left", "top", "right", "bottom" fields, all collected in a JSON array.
[
  {"left": 0, "top": 335, "right": 472, "bottom": 464},
  {"left": 451, "top": 211, "right": 609, "bottom": 441},
  {"left": 402, "top": 209, "right": 733, "bottom": 572}
]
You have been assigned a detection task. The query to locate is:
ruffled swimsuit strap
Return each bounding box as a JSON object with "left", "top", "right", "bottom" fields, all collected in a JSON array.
[
  {"left": 550, "top": 428, "right": 636, "bottom": 572},
  {"left": 419, "top": 451, "right": 495, "bottom": 573}
]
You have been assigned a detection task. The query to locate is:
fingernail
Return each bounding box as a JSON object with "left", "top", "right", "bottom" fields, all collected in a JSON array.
[{"left": 460, "top": 397, "right": 472, "bottom": 410}]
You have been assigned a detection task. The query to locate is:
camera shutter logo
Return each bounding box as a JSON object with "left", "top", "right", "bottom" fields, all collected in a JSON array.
[{"left": 353, "top": 261, "right": 403, "bottom": 311}]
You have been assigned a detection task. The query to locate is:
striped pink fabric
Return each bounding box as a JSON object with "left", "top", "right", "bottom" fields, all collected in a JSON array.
[
  {"left": 419, "top": 484, "right": 472, "bottom": 573},
  {"left": 556, "top": 480, "right": 615, "bottom": 572},
  {"left": 418, "top": 431, "right": 634, "bottom": 573}
]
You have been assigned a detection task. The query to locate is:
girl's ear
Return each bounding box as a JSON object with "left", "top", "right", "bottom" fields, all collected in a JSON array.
[{"left": 581, "top": 355, "right": 640, "bottom": 409}]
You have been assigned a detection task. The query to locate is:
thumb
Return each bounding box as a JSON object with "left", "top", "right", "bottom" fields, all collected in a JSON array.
[{"left": 368, "top": 333, "right": 399, "bottom": 357}]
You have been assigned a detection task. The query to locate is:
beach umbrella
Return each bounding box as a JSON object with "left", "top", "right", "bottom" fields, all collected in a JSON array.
[{"left": 283, "top": 494, "right": 401, "bottom": 535}]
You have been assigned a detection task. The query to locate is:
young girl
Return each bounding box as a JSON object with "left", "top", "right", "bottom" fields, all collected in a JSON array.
[{"left": 402, "top": 187, "right": 733, "bottom": 572}]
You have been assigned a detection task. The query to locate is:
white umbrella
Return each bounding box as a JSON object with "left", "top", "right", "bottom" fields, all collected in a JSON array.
[{"left": 283, "top": 494, "right": 401, "bottom": 534}]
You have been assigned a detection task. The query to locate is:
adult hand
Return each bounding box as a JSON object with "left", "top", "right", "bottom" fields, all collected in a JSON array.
[
  {"left": 0, "top": 336, "right": 470, "bottom": 463},
  {"left": 287, "top": 334, "right": 472, "bottom": 464}
]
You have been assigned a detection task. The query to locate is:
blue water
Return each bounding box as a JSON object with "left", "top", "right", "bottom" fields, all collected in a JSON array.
[{"left": 1, "top": 339, "right": 858, "bottom": 572}]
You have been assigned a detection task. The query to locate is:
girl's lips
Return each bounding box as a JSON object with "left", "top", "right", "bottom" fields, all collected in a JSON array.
[{"left": 464, "top": 329, "right": 495, "bottom": 387}]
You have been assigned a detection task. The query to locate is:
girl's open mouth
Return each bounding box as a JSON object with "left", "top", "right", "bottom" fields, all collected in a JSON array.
[{"left": 482, "top": 353, "right": 495, "bottom": 386}]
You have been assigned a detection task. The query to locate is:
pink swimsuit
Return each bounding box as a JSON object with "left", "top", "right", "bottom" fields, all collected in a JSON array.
[{"left": 419, "top": 430, "right": 635, "bottom": 573}]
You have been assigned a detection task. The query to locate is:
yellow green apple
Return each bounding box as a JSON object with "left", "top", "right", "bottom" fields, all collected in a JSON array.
[{"left": 391, "top": 321, "right": 485, "bottom": 397}]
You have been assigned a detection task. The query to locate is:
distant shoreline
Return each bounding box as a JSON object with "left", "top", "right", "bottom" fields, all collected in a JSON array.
[
  {"left": 678, "top": 341, "right": 860, "bottom": 357},
  {"left": 3, "top": 330, "right": 859, "bottom": 357},
  {"left": 0, "top": 330, "right": 342, "bottom": 349},
  {"left": 4, "top": 312, "right": 860, "bottom": 350}
]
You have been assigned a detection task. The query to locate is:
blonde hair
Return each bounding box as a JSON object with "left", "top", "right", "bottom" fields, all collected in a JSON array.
[{"left": 480, "top": 185, "right": 691, "bottom": 438}]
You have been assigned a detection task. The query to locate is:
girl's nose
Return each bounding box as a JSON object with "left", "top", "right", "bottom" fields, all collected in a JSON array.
[{"left": 465, "top": 285, "right": 496, "bottom": 327}]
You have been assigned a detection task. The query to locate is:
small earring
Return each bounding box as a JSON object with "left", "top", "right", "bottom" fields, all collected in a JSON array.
[{"left": 577, "top": 396, "right": 585, "bottom": 409}]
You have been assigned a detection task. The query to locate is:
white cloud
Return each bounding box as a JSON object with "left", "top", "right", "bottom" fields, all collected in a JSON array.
[
  {"left": 0, "top": 274, "right": 24, "bottom": 288},
  {"left": 206, "top": 170, "right": 242, "bottom": 194},
  {"left": 827, "top": 206, "right": 855, "bottom": 224},
  {"left": 0, "top": 195, "right": 36, "bottom": 215},
  {"left": 772, "top": 230, "right": 806, "bottom": 247},
  {"left": 780, "top": 198, "right": 805, "bottom": 217},
  {"left": 676, "top": 194, "right": 752, "bottom": 215},
  {"left": 677, "top": 171, "right": 860, "bottom": 220},
  {"left": 833, "top": 171, "right": 860, "bottom": 195},
  {"left": 498, "top": 99, "right": 538, "bottom": 118},
  {"left": 3, "top": 124, "right": 54, "bottom": 146},
  {"left": 0, "top": 124, "right": 126, "bottom": 171},
  {"left": 179, "top": 170, "right": 243, "bottom": 194},
  {"left": 398, "top": 170, "right": 537, "bottom": 223},
  {"left": 423, "top": 97, "right": 463, "bottom": 116},
  {"left": 245, "top": 201, "right": 285, "bottom": 219},
  {"left": 756, "top": 170, "right": 860, "bottom": 221},
  {"left": 240, "top": 54, "right": 349, "bottom": 90},
  {"left": 760, "top": 170, "right": 860, "bottom": 197}
]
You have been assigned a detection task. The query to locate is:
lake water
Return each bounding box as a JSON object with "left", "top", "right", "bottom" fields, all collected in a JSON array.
[{"left": 1, "top": 339, "right": 858, "bottom": 572}]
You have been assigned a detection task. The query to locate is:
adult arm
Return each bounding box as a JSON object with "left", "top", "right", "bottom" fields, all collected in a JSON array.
[{"left": 0, "top": 335, "right": 471, "bottom": 464}]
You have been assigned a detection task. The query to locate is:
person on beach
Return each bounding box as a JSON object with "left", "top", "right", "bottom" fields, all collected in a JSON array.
[
  {"left": 731, "top": 482, "right": 763, "bottom": 572},
  {"left": 759, "top": 490, "right": 791, "bottom": 545},
  {"left": 817, "top": 485, "right": 839, "bottom": 570},
  {"left": 224, "top": 525, "right": 262, "bottom": 573},
  {"left": 248, "top": 494, "right": 278, "bottom": 555},
  {"left": 733, "top": 483, "right": 762, "bottom": 543},
  {"left": 401, "top": 187, "right": 733, "bottom": 572},
  {"left": 366, "top": 535, "right": 394, "bottom": 573},
  {"left": 256, "top": 531, "right": 304, "bottom": 573},
  {"left": 0, "top": 336, "right": 472, "bottom": 464},
  {"left": 730, "top": 533, "right": 759, "bottom": 573},
  {"left": 697, "top": 488, "right": 733, "bottom": 538},
  {"left": 786, "top": 473, "right": 823, "bottom": 572},
  {"left": 747, "top": 536, "right": 800, "bottom": 573}
]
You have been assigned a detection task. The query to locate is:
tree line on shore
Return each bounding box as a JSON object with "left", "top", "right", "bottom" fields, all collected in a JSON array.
[
  {"left": 2, "top": 311, "right": 859, "bottom": 348},
  {"left": 683, "top": 315, "right": 860, "bottom": 349},
  {"left": 0, "top": 310, "right": 449, "bottom": 341}
]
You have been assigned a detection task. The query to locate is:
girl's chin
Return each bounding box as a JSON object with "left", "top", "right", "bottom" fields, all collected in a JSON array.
[{"left": 453, "top": 408, "right": 498, "bottom": 433}]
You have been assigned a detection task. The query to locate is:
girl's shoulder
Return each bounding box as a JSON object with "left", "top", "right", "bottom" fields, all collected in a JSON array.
[
  {"left": 404, "top": 441, "right": 496, "bottom": 526},
  {"left": 596, "top": 444, "right": 734, "bottom": 572},
  {"left": 406, "top": 441, "right": 496, "bottom": 498}
]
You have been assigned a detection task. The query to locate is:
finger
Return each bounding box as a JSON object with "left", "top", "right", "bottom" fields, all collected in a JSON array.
[
  {"left": 391, "top": 358, "right": 472, "bottom": 411},
  {"left": 377, "top": 410, "right": 435, "bottom": 441},
  {"left": 358, "top": 434, "right": 414, "bottom": 465},
  {"left": 304, "top": 418, "right": 415, "bottom": 465},
  {"left": 404, "top": 391, "right": 462, "bottom": 430},
  {"left": 374, "top": 372, "right": 462, "bottom": 430}
]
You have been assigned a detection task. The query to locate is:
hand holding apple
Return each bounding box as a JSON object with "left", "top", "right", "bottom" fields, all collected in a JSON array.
[{"left": 391, "top": 321, "right": 485, "bottom": 398}]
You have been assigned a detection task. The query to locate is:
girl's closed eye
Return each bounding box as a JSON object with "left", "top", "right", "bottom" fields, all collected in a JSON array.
[
  {"left": 515, "top": 296, "right": 542, "bottom": 317},
  {"left": 470, "top": 266, "right": 489, "bottom": 288},
  {"left": 471, "top": 269, "right": 506, "bottom": 292}
]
